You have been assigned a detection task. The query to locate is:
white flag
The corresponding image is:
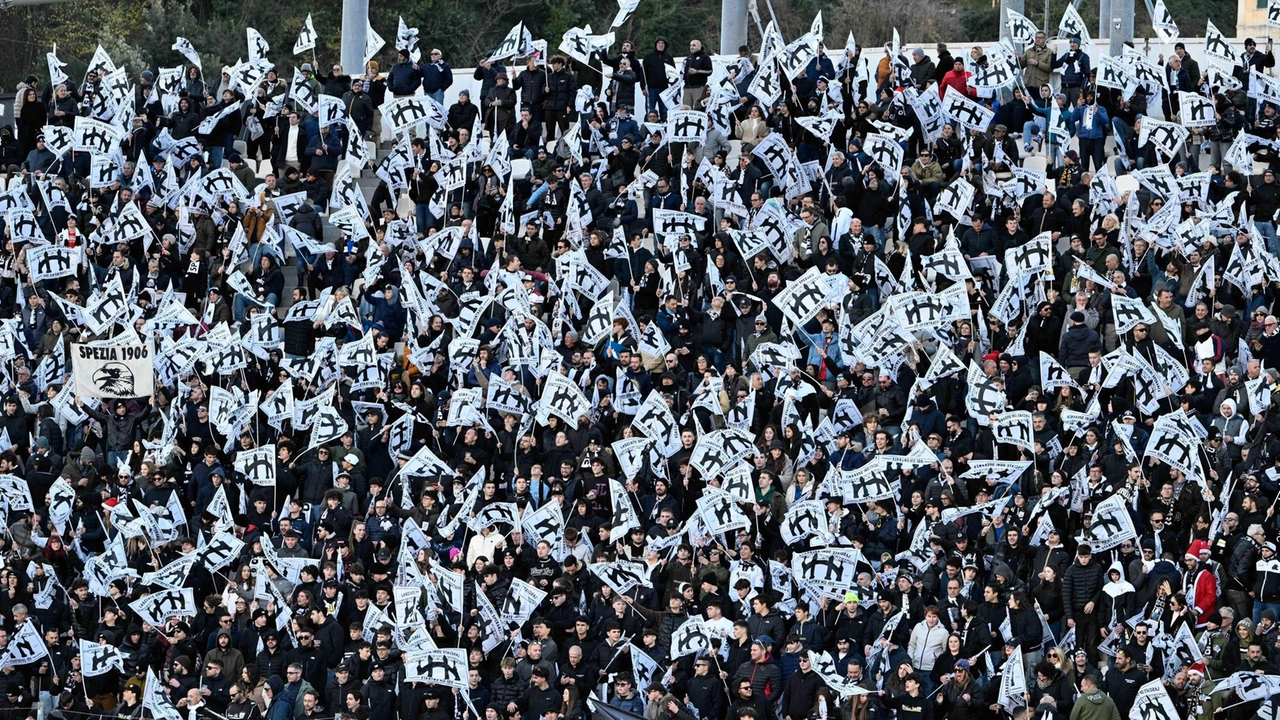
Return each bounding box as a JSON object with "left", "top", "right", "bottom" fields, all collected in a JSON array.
[
  {"left": 1130, "top": 678, "right": 1180, "bottom": 720},
  {"left": 294, "top": 15, "right": 318, "bottom": 55},
  {"left": 1151, "top": 0, "right": 1179, "bottom": 40},
  {"left": 1004, "top": 9, "right": 1040, "bottom": 45},
  {"left": 608, "top": 479, "right": 641, "bottom": 542},
  {"left": 997, "top": 645, "right": 1027, "bottom": 712},
  {"left": 172, "top": 37, "right": 201, "bottom": 68},
  {"left": 0, "top": 622, "right": 48, "bottom": 666},
  {"left": 668, "top": 617, "right": 712, "bottom": 658},
  {"left": 129, "top": 588, "right": 196, "bottom": 627},
  {"left": 403, "top": 647, "right": 468, "bottom": 686},
  {"left": 1203, "top": 20, "right": 1237, "bottom": 65},
  {"left": 365, "top": 20, "right": 386, "bottom": 65},
  {"left": 80, "top": 639, "right": 125, "bottom": 676}
]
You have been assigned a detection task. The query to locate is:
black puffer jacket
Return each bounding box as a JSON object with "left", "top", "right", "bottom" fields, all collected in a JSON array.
[
  {"left": 1061, "top": 558, "right": 1105, "bottom": 617},
  {"left": 545, "top": 69, "right": 578, "bottom": 112},
  {"left": 490, "top": 673, "right": 527, "bottom": 708},
  {"left": 1006, "top": 606, "right": 1041, "bottom": 649},
  {"left": 255, "top": 644, "right": 289, "bottom": 680},
  {"left": 515, "top": 67, "right": 547, "bottom": 107}
]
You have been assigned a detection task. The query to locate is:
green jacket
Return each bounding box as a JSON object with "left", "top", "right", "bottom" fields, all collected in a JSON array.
[
  {"left": 910, "top": 159, "right": 946, "bottom": 185},
  {"left": 1022, "top": 44, "right": 1055, "bottom": 89},
  {"left": 1069, "top": 689, "right": 1120, "bottom": 720},
  {"left": 1199, "top": 628, "right": 1230, "bottom": 675},
  {"left": 1194, "top": 679, "right": 1221, "bottom": 720}
]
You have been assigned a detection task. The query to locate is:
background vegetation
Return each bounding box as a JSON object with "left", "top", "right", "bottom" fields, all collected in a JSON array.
[{"left": 0, "top": 0, "right": 1238, "bottom": 91}]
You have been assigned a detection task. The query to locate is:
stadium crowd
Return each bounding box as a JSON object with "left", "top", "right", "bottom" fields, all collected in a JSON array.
[{"left": 0, "top": 11, "right": 1279, "bottom": 720}]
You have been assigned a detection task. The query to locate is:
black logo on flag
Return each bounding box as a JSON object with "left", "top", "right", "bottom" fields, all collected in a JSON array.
[{"left": 92, "top": 363, "right": 134, "bottom": 396}]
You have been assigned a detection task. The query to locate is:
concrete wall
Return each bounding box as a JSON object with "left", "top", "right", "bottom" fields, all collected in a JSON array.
[{"left": 1237, "top": 0, "right": 1271, "bottom": 41}]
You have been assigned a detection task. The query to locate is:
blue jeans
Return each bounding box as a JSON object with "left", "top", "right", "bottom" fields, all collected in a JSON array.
[
  {"left": 1255, "top": 601, "right": 1280, "bottom": 626},
  {"left": 1257, "top": 221, "right": 1279, "bottom": 256},
  {"left": 247, "top": 242, "right": 274, "bottom": 268},
  {"left": 1044, "top": 137, "right": 1065, "bottom": 167},
  {"left": 1047, "top": 621, "right": 1062, "bottom": 645},
  {"left": 867, "top": 224, "right": 886, "bottom": 247},
  {"left": 698, "top": 346, "right": 725, "bottom": 371},
  {"left": 107, "top": 450, "right": 130, "bottom": 468},
  {"left": 208, "top": 143, "right": 225, "bottom": 169},
  {"left": 234, "top": 292, "right": 278, "bottom": 321},
  {"left": 65, "top": 423, "right": 84, "bottom": 452},
  {"left": 1022, "top": 118, "right": 1045, "bottom": 146},
  {"left": 296, "top": 251, "right": 315, "bottom": 279},
  {"left": 415, "top": 203, "right": 435, "bottom": 235},
  {"left": 647, "top": 92, "right": 667, "bottom": 122},
  {"left": 429, "top": 91, "right": 445, "bottom": 105}
]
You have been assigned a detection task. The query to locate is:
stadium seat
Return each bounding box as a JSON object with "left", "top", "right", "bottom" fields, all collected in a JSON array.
[
  {"left": 1022, "top": 156, "right": 1048, "bottom": 175},
  {"left": 1115, "top": 174, "right": 1139, "bottom": 198},
  {"left": 512, "top": 158, "right": 532, "bottom": 181}
]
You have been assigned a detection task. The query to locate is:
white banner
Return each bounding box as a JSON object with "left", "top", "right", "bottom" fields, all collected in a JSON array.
[
  {"left": 199, "top": 532, "right": 246, "bottom": 571},
  {"left": 997, "top": 645, "right": 1027, "bottom": 711},
  {"left": 1004, "top": 9, "right": 1040, "bottom": 44},
  {"left": 403, "top": 647, "right": 468, "bottom": 686},
  {"left": 72, "top": 342, "right": 154, "bottom": 398},
  {"left": 234, "top": 445, "right": 276, "bottom": 486},
  {"left": 28, "top": 245, "right": 81, "bottom": 284},
  {"left": 993, "top": 410, "right": 1035, "bottom": 452},
  {"left": 293, "top": 14, "right": 317, "bottom": 55}
]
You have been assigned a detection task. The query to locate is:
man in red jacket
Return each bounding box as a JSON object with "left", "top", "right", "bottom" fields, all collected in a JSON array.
[
  {"left": 939, "top": 58, "right": 972, "bottom": 99},
  {"left": 1184, "top": 539, "right": 1219, "bottom": 628}
]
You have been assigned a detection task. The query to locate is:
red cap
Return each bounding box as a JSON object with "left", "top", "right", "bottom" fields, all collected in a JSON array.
[{"left": 1186, "top": 539, "right": 1211, "bottom": 559}]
